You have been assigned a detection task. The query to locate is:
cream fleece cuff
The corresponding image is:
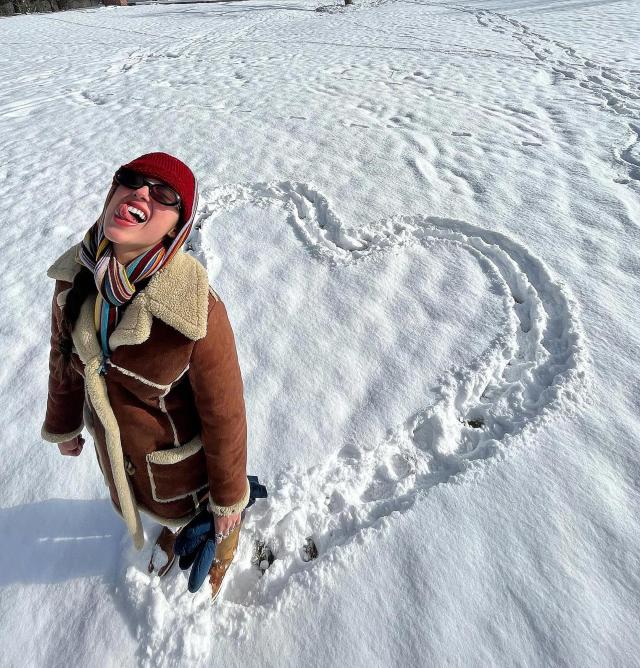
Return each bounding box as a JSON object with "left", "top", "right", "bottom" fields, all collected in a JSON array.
[
  {"left": 208, "top": 477, "right": 251, "bottom": 516},
  {"left": 41, "top": 422, "right": 84, "bottom": 444}
]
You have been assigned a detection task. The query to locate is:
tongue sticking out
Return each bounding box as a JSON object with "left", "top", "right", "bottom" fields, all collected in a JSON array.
[{"left": 116, "top": 202, "right": 138, "bottom": 224}]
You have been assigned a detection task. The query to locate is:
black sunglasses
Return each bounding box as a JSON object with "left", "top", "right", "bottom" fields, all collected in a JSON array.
[{"left": 114, "top": 168, "right": 182, "bottom": 209}]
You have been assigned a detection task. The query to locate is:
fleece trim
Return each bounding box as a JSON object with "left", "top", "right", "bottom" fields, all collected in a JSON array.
[
  {"left": 46, "top": 244, "right": 210, "bottom": 349},
  {"left": 146, "top": 436, "right": 209, "bottom": 504},
  {"left": 208, "top": 477, "right": 251, "bottom": 516},
  {"left": 108, "top": 496, "right": 197, "bottom": 532},
  {"left": 71, "top": 296, "right": 145, "bottom": 550},
  {"left": 146, "top": 435, "right": 202, "bottom": 465},
  {"left": 40, "top": 422, "right": 84, "bottom": 444},
  {"left": 105, "top": 359, "right": 189, "bottom": 392},
  {"left": 56, "top": 288, "right": 71, "bottom": 308}
]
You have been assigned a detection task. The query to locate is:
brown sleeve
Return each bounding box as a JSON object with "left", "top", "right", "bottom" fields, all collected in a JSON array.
[
  {"left": 41, "top": 280, "right": 86, "bottom": 443},
  {"left": 188, "top": 294, "right": 249, "bottom": 516}
]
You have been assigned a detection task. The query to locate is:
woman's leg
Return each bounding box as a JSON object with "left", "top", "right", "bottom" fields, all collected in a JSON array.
[{"left": 209, "top": 513, "right": 244, "bottom": 602}]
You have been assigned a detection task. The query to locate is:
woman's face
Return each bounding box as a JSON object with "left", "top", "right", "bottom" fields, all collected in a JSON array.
[{"left": 103, "top": 180, "right": 181, "bottom": 259}]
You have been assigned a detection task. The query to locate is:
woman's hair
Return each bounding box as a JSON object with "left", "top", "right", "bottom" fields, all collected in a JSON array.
[{"left": 57, "top": 266, "right": 96, "bottom": 365}]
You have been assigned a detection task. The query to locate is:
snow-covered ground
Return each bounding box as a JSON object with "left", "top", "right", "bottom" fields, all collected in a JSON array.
[{"left": 1, "top": 0, "right": 639, "bottom": 665}]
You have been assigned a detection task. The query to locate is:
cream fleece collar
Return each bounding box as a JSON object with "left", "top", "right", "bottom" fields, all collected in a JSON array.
[{"left": 47, "top": 243, "right": 210, "bottom": 351}]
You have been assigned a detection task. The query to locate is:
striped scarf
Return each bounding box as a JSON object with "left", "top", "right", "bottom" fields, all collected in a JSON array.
[{"left": 78, "top": 187, "right": 194, "bottom": 361}]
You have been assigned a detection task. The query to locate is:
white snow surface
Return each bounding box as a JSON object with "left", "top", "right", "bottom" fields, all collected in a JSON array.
[{"left": 1, "top": 0, "right": 639, "bottom": 665}]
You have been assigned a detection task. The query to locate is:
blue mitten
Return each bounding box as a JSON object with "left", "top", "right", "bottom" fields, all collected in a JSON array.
[
  {"left": 246, "top": 475, "right": 268, "bottom": 508},
  {"left": 174, "top": 509, "right": 217, "bottom": 592},
  {"left": 174, "top": 475, "right": 268, "bottom": 593}
]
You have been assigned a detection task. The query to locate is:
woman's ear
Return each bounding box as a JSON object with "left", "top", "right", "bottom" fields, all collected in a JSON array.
[{"left": 168, "top": 227, "right": 177, "bottom": 239}]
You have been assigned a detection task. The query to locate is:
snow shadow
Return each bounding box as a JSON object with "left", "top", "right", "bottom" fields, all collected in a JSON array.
[{"left": 0, "top": 498, "right": 125, "bottom": 586}]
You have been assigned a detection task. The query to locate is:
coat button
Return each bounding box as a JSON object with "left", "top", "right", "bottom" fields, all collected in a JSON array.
[{"left": 124, "top": 457, "right": 136, "bottom": 476}]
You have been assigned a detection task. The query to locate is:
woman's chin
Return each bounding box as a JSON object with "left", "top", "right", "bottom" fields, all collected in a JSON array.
[{"left": 104, "top": 219, "right": 140, "bottom": 244}]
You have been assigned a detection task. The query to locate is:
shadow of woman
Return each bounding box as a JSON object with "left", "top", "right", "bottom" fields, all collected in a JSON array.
[{"left": 0, "top": 498, "right": 127, "bottom": 586}]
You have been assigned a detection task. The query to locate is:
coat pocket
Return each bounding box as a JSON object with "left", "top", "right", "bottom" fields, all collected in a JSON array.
[{"left": 145, "top": 435, "right": 209, "bottom": 503}]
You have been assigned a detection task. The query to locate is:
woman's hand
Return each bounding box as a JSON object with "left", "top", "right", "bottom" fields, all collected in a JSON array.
[
  {"left": 212, "top": 511, "right": 242, "bottom": 543},
  {"left": 58, "top": 435, "right": 85, "bottom": 456}
]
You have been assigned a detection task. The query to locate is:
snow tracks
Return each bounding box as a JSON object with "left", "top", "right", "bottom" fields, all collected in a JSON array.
[
  {"left": 202, "top": 187, "right": 583, "bottom": 585},
  {"left": 117, "top": 181, "right": 589, "bottom": 657},
  {"left": 456, "top": 6, "right": 640, "bottom": 188}
]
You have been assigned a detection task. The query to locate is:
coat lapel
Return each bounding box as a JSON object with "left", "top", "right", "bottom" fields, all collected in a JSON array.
[{"left": 47, "top": 243, "right": 210, "bottom": 351}]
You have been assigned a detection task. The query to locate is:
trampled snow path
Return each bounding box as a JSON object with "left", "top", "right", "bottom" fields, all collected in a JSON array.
[
  {"left": 456, "top": 6, "right": 640, "bottom": 188},
  {"left": 120, "top": 183, "right": 590, "bottom": 653}
]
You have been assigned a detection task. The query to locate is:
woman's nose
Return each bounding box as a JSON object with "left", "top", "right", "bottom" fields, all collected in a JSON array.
[{"left": 132, "top": 184, "right": 150, "bottom": 199}]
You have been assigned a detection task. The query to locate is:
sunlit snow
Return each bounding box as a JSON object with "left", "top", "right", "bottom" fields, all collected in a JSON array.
[{"left": 1, "top": 0, "right": 639, "bottom": 665}]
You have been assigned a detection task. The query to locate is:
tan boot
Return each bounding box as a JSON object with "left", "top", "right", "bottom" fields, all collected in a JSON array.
[
  {"left": 147, "top": 526, "right": 177, "bottom": 578},
  {"left": 209, "top": 523, "right": 242, "bottom": 603}
]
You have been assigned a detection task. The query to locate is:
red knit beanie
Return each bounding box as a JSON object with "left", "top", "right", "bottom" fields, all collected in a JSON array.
[{"left": 118, "top": 152, "right": 198, "bottom": 227}]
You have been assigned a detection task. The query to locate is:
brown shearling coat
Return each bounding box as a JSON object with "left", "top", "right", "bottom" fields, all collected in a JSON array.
[{"left": 41, "top": 244, "right": 250, "bottom": 550}]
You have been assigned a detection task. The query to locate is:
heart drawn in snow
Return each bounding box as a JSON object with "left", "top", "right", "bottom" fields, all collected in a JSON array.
[{"left": 119, "top": 182, "right": 589, "bottom": 650}]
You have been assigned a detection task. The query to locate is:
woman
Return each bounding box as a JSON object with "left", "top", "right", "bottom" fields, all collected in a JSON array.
[{"left": 41, "top": 152, "right": 250, "bottom": 601}]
